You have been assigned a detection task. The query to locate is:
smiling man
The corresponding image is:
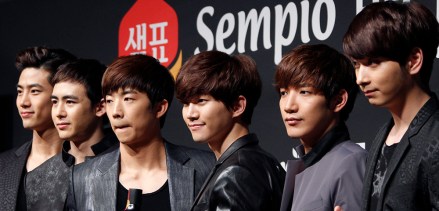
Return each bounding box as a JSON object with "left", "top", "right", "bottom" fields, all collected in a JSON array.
[
  {"left": 69, "top": 54, "right": 215, "bottom": 211},
  {"left": 176, "top": 50, "right": 285, "bottom": 211},
  {"left": 276, "top": 44, "right": 366, "bottom": 211},
  {"left": 0, "top": 46, "right": 76, "bottom": 210}
]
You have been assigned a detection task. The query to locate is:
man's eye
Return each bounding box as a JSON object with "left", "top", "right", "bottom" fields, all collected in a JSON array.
[
  {"left": 352, "top": 61, "right": 359, "bottom": 68},
  {"left": 30, "top": 89, "right": 41, "bottom": 94},
  {"left": 300, "top": 90, "right": 311, "bottom": 95}
]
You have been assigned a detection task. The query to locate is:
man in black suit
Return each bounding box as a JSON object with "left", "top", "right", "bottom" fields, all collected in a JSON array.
[
  {"left": 343, "top": 2, "right": 439, "bottom": 210},
  {"left": 0, "top": 46, "right": 76, "bottom": 210}
]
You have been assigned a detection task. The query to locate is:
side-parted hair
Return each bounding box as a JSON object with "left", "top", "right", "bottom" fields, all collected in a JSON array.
[
  {"left": 102, "top": 54, "right": 174, "bottom": 128},
  {"left": 343, "top": 1, "right": 439, "bottom": 93},
  {"left": 175, "top": 50, "right": 262, "bottom": 125},
  {"left": 52, "top": 59, "right": 107, "bottom": 106},
  {"left": 15, "top": 46, "right": 77, "bottom": 82},
  {"left": 275, "top": 44, "right": 358, "bottom": 121}
]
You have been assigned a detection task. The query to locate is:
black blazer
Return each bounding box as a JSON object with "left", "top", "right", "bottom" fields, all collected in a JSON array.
[
  {"left": 191, "top": 134, "right": 286, "bottom": 211},
  {"left": 0, "top": 141, "right": 30, "bottom": 211},
  {"left": 362, "top": 95, "right": 439, "bottom": 210}
]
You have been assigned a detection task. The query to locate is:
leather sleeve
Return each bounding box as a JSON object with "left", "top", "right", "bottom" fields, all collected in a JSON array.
[{"left": 209, "top": 165, "right": 269, "bottom": 211}]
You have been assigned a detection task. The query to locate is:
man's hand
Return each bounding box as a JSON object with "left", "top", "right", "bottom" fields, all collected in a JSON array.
[{"left": 334, "top": 206, "right": 342, "bottom": 211}]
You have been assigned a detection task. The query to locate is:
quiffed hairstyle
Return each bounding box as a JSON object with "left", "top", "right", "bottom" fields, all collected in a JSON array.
[
  {"left": 52, "top": 59, "right": 107, "bottom": 106},
  {"left": 175, "top": 50, "right": 262, "bottom": 125},
  {"left": 15, "top": 46, "right": 77, "bottom": 82},
  {"left": 275, "top": 44, "right": 358, "bottom": 121},
  {"left": 102, "top": 54, "right": 174, "bottom": 128},
  {"left": 343, "top": 1, "right": 439, "bottom": 93}
]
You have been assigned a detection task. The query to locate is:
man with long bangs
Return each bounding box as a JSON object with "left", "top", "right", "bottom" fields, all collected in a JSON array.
[
  {"left": 343, "top": 1, "right": 439, "bottom": 210},
  {"left": 276, "top": 44, "right": 366, "bottom": 211}
]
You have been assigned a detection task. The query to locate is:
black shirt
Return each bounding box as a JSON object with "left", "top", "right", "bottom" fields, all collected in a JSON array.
[
  {"left": 370, "top": 143, "right": 398, "bottom": 211},
  {"left": 116, "top": 181, "right": 171, "bottom": 211},
  {"left": 15, "top": 168, "right": 27, "bottom": 211},
  {"left": 61, "top": 132, "right": 118, "bottom": 167}
]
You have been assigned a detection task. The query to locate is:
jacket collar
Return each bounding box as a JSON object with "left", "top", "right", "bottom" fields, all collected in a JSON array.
[
  {"left": 405, "top": 94, "right": 439, "bottom": 139},
  {"left": 216, "top": 133, "right": 258, "bottom": 164},
  {"left": 14, "top": 141, "right": 32, "bottom": 157},
  {"left": 94, "top": 141, "right": 189, "bottom": 174},
  {"left": 61, "top": 133, "right": 118, "bottom": 167},
  {"left": 164, "top": 141, "right": 194, "bottom": 211},
  {"left": 192, "top": 133, "right": 258, "bottom": 208},
  {"left": 93, "top": 141, "right": 194, "bottom": 211},
  {"left": 296, "top": 122, "right": 350, "bottom": 168}
]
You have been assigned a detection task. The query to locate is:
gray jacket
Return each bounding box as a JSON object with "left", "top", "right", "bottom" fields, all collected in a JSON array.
[
  {"left": 290, "top": 141, "right": 366, "bottom": 211},
  {"left": 0, "top": 141, "right": 30, "bottom": 211},
  {"left": 280, "top": 123, "right": 366, "bottom": 211},
  {"left": 69, "top": 141, "right": 215, "bottom": 211}
]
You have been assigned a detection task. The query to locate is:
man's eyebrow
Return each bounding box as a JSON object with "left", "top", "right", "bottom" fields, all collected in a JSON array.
[
  {"left": 51, "top": 95, "right": 79, "bottom": 100},
  {"left": 17, "top": 83, "right": 44, "bottom": 89},
  {"left": 62, "top": 95, "right": 79, "bottom": 100},
  {"left": 122, "top": 89, "right": 138, "bottom": 95}
]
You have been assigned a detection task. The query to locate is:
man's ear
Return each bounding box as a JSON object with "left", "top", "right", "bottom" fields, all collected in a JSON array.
[
  {"left": 155, "top": 99, "right": 169, "bottom": 119},
  {"left": 95, "top": 98, "right": 106, "bottom": 117},
  {"left": 331, "top": 90, "right": 348, "bottom": 113},
  {"left": 232, "top": 95, "right": 246, "bottom": 118},
  {"left": 406, "top": 47, "right": 423, "bottom": 75}
]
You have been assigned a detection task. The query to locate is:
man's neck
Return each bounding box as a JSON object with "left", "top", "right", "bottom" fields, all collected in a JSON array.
[
  {"left": 119, "top": 136, "right": 166, "bottom": 170},
  {"left": 27, "top": 127, "right": 63, "bottom": 171},
  {"left": 300, "top": 118, "right": 338, "bottom": 155},
  {"left": 119, "top": 136, "right": 168, "bottom": 193},
  {"left": 208, "top": 123, "right": 249, "bottom": 160},
  {"left": 69, "top": 128, "right": 105, "bottom": 165}
]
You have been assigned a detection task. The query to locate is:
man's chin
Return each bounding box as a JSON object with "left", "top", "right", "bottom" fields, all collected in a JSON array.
[{"left": 192, "top": 138, "right": 208, "bottom": 144}]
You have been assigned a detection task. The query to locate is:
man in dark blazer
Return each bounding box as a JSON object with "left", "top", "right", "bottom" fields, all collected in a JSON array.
[
  {"left": 69, "top": 54, "right": 215, "bottom": 211},
  {"left": 0, "top": 46, "right": 76, "bottom": 211},
  {"left": 175, "top": 51, "right": 285, "bottom": 211},
  {"left": 343, "top": 2, "right": 439, "bottom": 210}
]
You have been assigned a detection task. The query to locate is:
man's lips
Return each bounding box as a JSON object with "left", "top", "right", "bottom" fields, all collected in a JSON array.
[
  {"left": 188, "top": 123, "right": 204, "bottom": 130},
  {"left": 20, "top": 111, "right": 34, "bottom": 118},
  {"left": 114, "top": 125, "right": 130, "bottom": 131},
  {"left": 56, "top": 122, "right": 70, "bottom": 130},
  {"left": 285, "top": 117, "right": 301, "bottom": 126},
  {"left": 285, "top": 117, "right": 302, "bottom": 126},
  {"left": 363, "top": 89, "right": 377, "bottom": 97}
]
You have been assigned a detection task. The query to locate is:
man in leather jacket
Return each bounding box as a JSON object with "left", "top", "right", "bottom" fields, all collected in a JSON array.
[{"left": 175, "top": 50, "right": 286, "bottom": 211}]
